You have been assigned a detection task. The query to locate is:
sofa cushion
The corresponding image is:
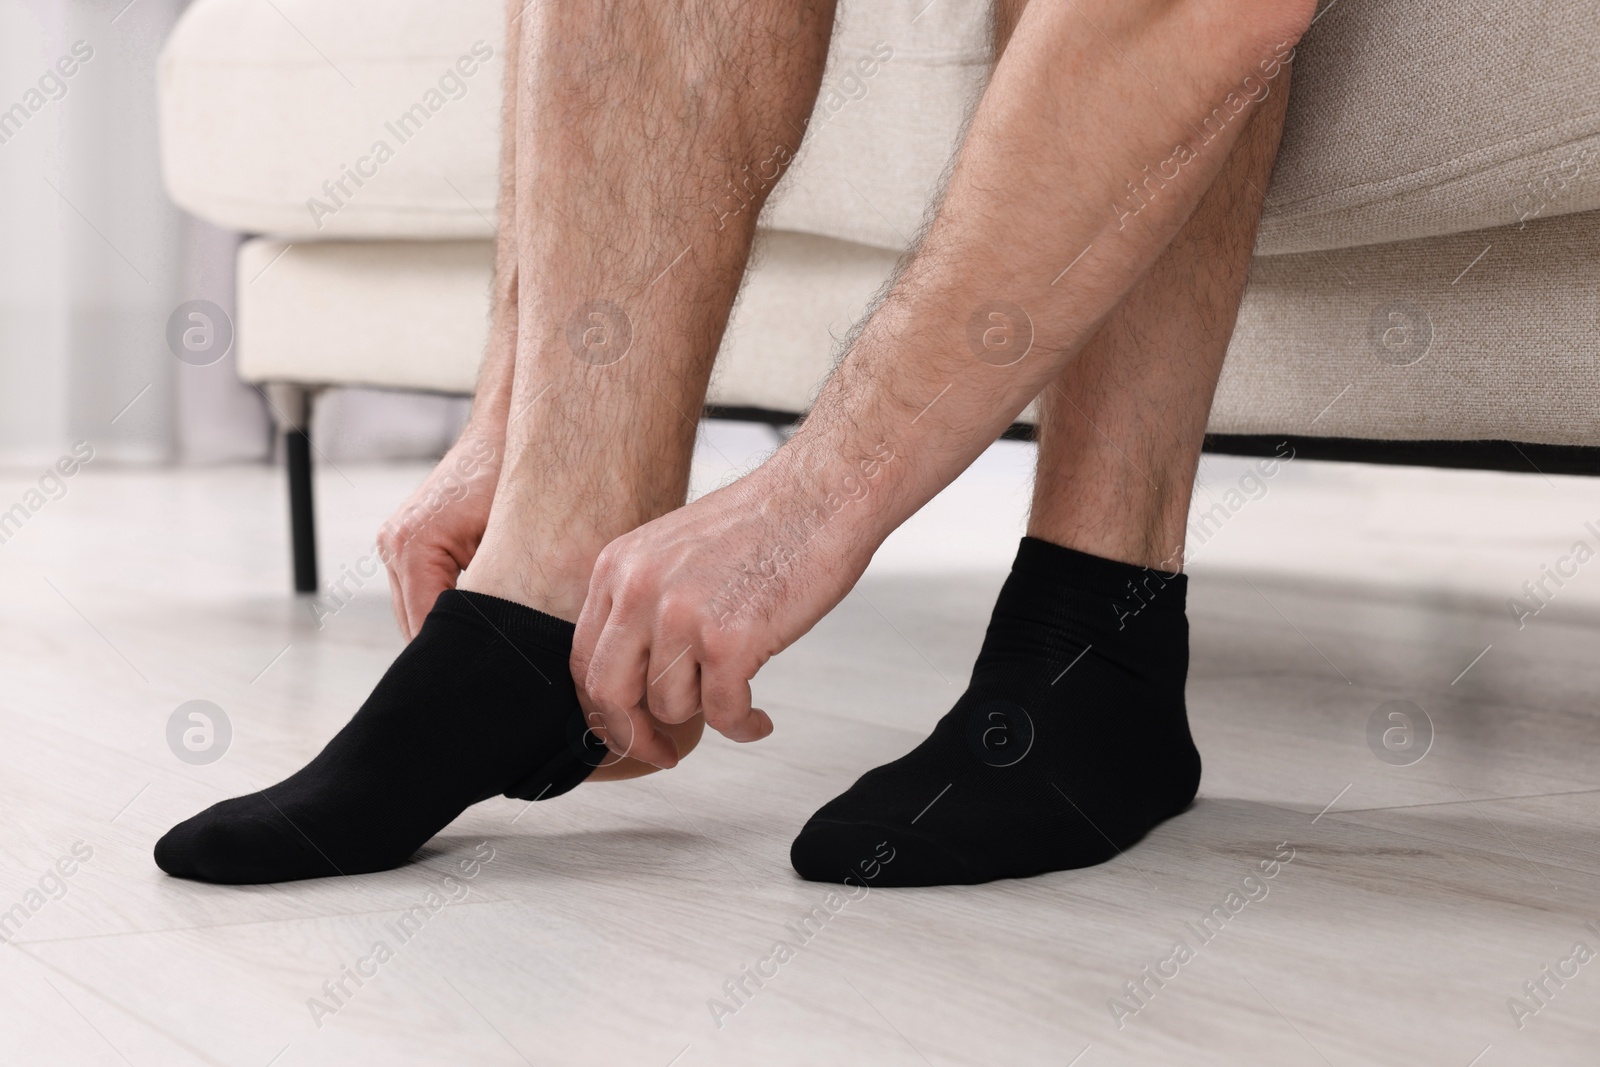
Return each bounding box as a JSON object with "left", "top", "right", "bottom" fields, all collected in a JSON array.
[
  {"left": 239, "top": 206, "right": 1600, "bottom": 448},
  {"left": 1217, "top": 207, "right": 1600, "bottom": 446},
  {"left": 162, "top": 0, "right": 1600, "bottom": 253},
  {"left": 234, "top": 230, "right": 947, "bottom": 414},
  {"left": 1258, "top": 0, "right": 1600, "bottom": 254},
  {"left": 159, "top": 0, "right": 506, "bottom": 240}
]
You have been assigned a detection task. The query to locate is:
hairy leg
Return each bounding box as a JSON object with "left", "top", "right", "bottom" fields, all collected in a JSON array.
[
  {"left": 573, "top": 0, "right": 1316, "bottom": 757},
  {"left": 1028, "top": 59, "right": 1293, "bottom": 570},
  {"left": 153, "top": 0, "right": 837, "bottom": 883},
  {"left": 457, "top": 0, "right": 837, "bottom": 771},
  {"left": 377, "top": 0, "right": 523, "bottom": 640},
  {"left": 785, "top": 2, "right": 1306, "bottom": 886}
]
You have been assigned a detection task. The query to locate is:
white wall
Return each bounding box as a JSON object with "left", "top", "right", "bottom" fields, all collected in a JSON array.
[
  {"left": 0, "top": 1, "right": 462, "bottom": 473},
  {"left": 1, "top": 0, "right": 195, "bottom": 465}
]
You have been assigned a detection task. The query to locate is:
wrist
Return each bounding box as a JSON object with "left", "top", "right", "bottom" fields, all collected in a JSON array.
[{"left": 754, "top": 430, "right": 907, "bottom": 563}]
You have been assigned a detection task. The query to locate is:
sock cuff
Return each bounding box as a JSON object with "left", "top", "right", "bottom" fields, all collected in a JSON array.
[
  {"left": 1012, "top": 536, "right": 1186, "bottom": 612},
  {"left": 432, "top": 589, "right": 577, "bottom": 653}
]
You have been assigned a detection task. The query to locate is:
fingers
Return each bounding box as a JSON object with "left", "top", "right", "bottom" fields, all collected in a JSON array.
[
  {"left": 585, "top": 695, "right": 681, "bottom": 771},
  {"left": 576, "top": 539, "right": 773, "bottom": 754},
  {"left": 570, "top": 581, "right": 612, "bottom": 700},
  {"left": 700, "top": 667, "right": 772, "bottom": 743},
  {"left": 587, "top": 714, "right": 706, "bottom": 782},
  {"left": 386, "top": 562, "right": 414, "bottom": 640},
  {"left": 381, "top": 532, "right": 464, "bottom": 642},
  {"left": 403, "top": 565, "right": 439, "bottom": 638},
  {"left": 645, "top": 639, "right": 701, "bottom": 725},
  {"left": 575, "top": 591, "right": 681, "bottom": 769}
]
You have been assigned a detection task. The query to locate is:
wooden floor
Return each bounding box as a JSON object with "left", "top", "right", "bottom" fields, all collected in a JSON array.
[{"left": 2, "top": 427, "right": 1599, "bottom": 1066}]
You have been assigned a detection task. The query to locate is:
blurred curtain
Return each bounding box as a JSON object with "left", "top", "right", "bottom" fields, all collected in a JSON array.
[
  {"left": 0, "top": 0, "right": 465, "bottom": 469},
  {"left": 0, "top": 0, "right": 267, "bottom": 465}
]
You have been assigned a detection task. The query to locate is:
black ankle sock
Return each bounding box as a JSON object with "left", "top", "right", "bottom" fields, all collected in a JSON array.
[
  {"left": 791, "top": 537, "right": 1200, "bottom": 887},
  {"left": 155, "top": 590, "right": 605, "bottom": 884}
]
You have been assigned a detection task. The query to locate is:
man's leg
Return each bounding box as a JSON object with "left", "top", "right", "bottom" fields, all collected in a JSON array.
[
  {"left": 930, "top": 0, "right": 1291, "bottom": 573},
  {"left": 154, "top": 0, "right": 837, "bottom": 883},
  {"left": 377, "top": 0, "right": 524, "bottom": 642},
  {"left": 458, "top": 0, "right": 835, "bottom": 773},
  {"left": 1027, "top": 64, "right": 1291, "bottom": 571},
  {"left": 791, "top": 9, "right": 1295, "bottom": 886}
]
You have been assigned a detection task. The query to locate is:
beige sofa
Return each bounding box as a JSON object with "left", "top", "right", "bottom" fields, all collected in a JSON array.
[{"left": 157, "top": 0, "right": 1600, "bottom": 589}]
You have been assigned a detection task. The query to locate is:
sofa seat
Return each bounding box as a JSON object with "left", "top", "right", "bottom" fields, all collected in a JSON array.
[
  {"left": 161, "top": 0, "right": 1600, "bottom": 254},
  {"left": 164, "top": 0, "right": 1600, "bottom": 447},
  {"left": 161, "top": 0, "right": 1600, "bottom": 593}
]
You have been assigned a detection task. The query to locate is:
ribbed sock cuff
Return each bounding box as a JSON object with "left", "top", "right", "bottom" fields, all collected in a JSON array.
[
  {"left": 432, "top": 589, "right": 578, "bottom": 653},
  {"left": 1012, "top": 536, "right": 1187, "bottom": 613}
]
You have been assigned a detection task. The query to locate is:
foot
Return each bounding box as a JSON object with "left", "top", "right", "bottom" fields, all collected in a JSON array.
[
  {"left": 790, "top": 538, "right": 1200, "bottom": 887},
  {"left": 154, "top": 591, "right": 607, "bottom": 884}
]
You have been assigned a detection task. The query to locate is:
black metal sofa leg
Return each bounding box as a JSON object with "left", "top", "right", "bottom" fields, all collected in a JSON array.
[{"left": 263, "top": 383, "right": 319, "bottom": 593}]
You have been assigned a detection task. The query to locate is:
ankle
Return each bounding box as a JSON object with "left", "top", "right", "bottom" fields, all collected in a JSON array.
[
  {"left": 459, "top": 532, "right": 600, "bottom": 623},
  {"left": 1023, "top": 523, "right": 1186, "bottom": 574}
]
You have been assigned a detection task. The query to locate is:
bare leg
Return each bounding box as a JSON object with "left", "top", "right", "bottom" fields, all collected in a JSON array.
[
  {"left": 781, "top": 6, "right": 1300, "bottom": 886},
  {"left": 571, "top": 0, "right": 1314, "bottom": 750},
  {"left": 377, "top": 0, "right": 523, "bottom": 640},
  {"left": 153, "top": 1, "right": 840, "bottom": 882},
  {"left": 784, "top": 81, "right": 1300, "bottom": 884},
  {"left": 458, "top": 0, "right": 838, "bottom": 770},
  {"left": 1027, "top": 64, "right": 1294, "bottom": 570},
  {"left": 565, "top": 0, "right": 1313, "bottom": 886}
]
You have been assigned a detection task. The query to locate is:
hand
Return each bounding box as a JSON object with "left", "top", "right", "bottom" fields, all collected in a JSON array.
[
  {"left": 572, "top": 444, "right": 895, "bottom": 762},
  {"left": 377, "top": 433, "right": 502, "bottom": 639}
]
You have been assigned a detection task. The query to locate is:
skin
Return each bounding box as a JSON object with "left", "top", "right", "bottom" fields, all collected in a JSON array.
[
  {"left": 380, "top": 0, "right": 1317, "bottom": 772},
  {"left": 457, "top": 0, "right": 841, "bottom": 771}
]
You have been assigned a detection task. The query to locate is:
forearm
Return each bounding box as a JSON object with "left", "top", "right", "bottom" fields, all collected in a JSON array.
[{"left": 777, "top": 0, "right": 1313, "bottom": 547}]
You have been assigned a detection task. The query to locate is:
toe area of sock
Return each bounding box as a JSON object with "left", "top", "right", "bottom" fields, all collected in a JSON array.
[
  {"left": 790, "top": 817, "right": 985, "bottom": 887},
  {"left": 154, "top": 805, "right": 340, "bottom": 885}
]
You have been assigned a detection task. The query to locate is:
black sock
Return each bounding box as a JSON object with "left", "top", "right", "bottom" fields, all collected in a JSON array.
[
  {"left": 791, "top": 537, "right": 1200, "bottom": 887},
  {"left": 155, "top": 590, "right": 606, "bottom": 884}
]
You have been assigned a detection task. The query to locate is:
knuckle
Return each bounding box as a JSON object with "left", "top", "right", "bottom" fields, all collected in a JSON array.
[
  {"left": 584, "top": 681, "right": 621, "bottom": 709},
  {"left": 651, "top": 704, "right": 688, "bottom": 726},
  {"left": 568, "top": 649, "right": 593, "bottom": 681},
  {"left": 701, "top": 705, "right": 737, "bottom": 733},
  {"left": 656, "top": 594, "right": 697, "bottom": 630},
  {"left": 375, "top": 527, "right": 399, "bottom": 560},
  {"left": 697, "top": 626, "right": 734, "bottom": 661},
  {"left": 592, "top": 542, "right": 626, "bottom": 579}
]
